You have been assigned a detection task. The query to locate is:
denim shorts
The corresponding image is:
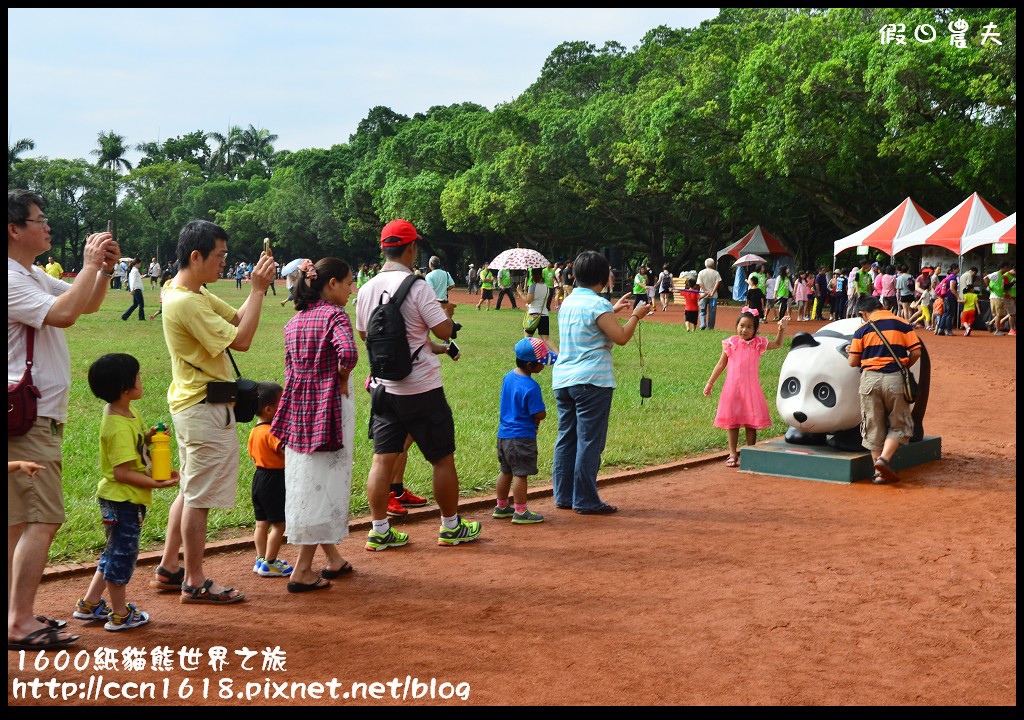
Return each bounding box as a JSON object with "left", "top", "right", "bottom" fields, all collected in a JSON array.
[{"left": 97, "top": 498, "right": 146, "bottom": 587}]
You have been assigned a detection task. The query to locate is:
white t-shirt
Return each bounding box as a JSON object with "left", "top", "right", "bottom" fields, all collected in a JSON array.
[
  {"left": 8, "top": 258, "right": 72, "bottom": 422},
  {"left": 526, "top": 283, "right": 549, "bottom": 316},
  {"left": 355, "top": 264, "right": 448, "bottom": 396},
  {"left": 696, "top": 267, "right": 722, "bottom": 296},
  {"left": 128, "top": 267, "right": 144, "bottom": 292}
]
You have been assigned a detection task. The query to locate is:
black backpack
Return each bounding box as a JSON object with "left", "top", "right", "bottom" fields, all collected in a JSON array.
[{"left": 365, "top": 274, "right": 425, "bottom": 381}]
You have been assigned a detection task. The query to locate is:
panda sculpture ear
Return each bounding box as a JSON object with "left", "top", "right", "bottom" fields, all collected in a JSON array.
[{"left": 789, "top": 333, "right": 819, "bottom": 350}]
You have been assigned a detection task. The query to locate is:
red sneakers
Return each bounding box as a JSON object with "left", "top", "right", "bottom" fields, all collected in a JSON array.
[
  {"left": 394, "top": 489, "right": 429, "bottom": 508},
  {"left": 386, "top": 493, "right": 408, "bottom": 517}
]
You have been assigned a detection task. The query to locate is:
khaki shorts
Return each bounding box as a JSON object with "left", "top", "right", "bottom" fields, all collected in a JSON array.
[
  {"left": 989, "top": 297, "right": 1006, "bottom": 319},
  {"left": 172, "top": 401, "right": 241, "bottom": 509},
  {"left": 858, "top": 371, "right": 914, "bottom": 453},
  {"left": 8, "top": 417, "right": 65, "bottom": 525},
  {"left": 1002, "top": 297, "right": 1016, "bottom": 316}
]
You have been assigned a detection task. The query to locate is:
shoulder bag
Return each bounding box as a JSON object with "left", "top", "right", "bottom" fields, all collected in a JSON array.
[
  {"left": 866, "top": 320, "right": 917, "bottom": 403},
  {"left": 8, "top": 325, "right": 42, "bottom": 436},
  {"left": 204, "top": 349, "right": 259, "bottom": 423},
  {"left": 523, "top": 310, "right": 542, "bottom": 333}
]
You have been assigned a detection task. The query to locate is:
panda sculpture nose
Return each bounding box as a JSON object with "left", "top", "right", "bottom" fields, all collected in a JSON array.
[{"left": 793, "top": 412, "right": 807, "bottom": 423}]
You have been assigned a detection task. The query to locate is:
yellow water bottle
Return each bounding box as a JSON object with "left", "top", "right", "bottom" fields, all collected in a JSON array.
[{"left": 151, "top": 423, "right": 172, "bottom": 481}]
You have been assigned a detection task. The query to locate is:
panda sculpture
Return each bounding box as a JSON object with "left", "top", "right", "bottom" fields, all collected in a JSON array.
[{"left": 776, "top": 318, "right": 930, "bottom": 451}]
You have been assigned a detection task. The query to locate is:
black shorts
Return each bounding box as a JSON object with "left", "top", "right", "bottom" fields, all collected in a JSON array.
[
  {"left": 251, "top": 467, "right": 286, "bottom": 523},
  {"left": 525, "top": 314, "right": 551, "bottom": 337},
  {"left": 684, "top": 310, "right": 699, "bottom": 324},
  {"left": 481, "top": 289, "right": 493, "bottom": 300},
  {"left": 899, "top": 294, "right": 915, "bottom": 304},
  {"left": 370, "top": 386, "right": 456, "bottom": 462}
]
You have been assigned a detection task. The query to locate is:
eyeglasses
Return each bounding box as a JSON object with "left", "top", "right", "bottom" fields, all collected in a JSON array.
[{"left": 23, "top": 217, "right": 49, "bottom": 226}]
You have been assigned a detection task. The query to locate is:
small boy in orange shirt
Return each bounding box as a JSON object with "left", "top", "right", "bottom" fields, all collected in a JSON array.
[{"left": 247, "top": 382, "right": 293, "bottom": 577}]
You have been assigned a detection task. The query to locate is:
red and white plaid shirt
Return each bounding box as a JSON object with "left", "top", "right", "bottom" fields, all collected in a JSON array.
[{"left": 272, "top": 300, "right": 358, "bottom": 453}]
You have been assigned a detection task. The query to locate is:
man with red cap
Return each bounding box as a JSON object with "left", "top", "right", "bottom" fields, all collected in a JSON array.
[{"left": 355, "top": 219, "right": 482, "bottom": 550}]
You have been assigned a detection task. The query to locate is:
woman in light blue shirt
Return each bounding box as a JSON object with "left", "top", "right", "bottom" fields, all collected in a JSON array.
[{"left": 551, "top": 251, "right": 653, "bottom": 514}]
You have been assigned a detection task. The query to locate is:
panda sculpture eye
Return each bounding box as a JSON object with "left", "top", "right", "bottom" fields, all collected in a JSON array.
[
  {"left": 780, "top": 377, "right": 800, "bottom": 398},
  {"left": 813, "top": 383, "right": 837, "bottom": 407}
]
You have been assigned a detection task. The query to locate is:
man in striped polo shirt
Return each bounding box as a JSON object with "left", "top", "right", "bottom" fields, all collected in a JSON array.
[{"left": 847, "top": 295, "right": 923, "bottom": 485}]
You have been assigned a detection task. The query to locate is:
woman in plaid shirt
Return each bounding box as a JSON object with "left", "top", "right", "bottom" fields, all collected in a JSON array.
[{"left": 271, "top": 258, "right": 358, "bottom": 593}]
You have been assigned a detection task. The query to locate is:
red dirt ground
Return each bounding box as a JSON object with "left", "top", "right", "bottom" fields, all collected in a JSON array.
[{"left": 8, "top": 294, "right": 1016, "bottom": 707}]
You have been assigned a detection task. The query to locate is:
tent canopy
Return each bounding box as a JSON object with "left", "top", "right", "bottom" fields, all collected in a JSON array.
[
  {"left": 832, "top": 198, "right": 936, "bottom": 256},
  {"left": 891, "top": 192, "right": 1007, "bottom": 256},
  {"left": 959, "top": 212, "right": 1016, "bottom": 255},
  {"left": 717, "top": 226, "right": 791, "bottom": 262}
]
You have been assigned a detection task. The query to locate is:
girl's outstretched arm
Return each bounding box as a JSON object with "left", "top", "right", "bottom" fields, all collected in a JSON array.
[{"left": 766, "top": 317, "right": 789, "bottom": 350}]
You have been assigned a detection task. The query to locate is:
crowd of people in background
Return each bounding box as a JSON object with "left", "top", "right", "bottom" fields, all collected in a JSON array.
[{"left": 735, "top": 258, "right": 1016, "bottom": 337}]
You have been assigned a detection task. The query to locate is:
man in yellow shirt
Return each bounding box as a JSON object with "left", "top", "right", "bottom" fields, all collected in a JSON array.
[
  {"left": 44, "top": 256, "right": 64, "bottom": 279},
  {"left": 150, "top": 220, "right": 276, "bottom": 605}
]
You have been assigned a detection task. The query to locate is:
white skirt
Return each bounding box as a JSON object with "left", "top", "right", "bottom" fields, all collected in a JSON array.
[{"left": 283, "top": 384, "right": 354, "bottom": 546}]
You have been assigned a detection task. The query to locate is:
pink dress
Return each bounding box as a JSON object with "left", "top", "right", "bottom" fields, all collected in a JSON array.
[
  {"left": 714, "top": 335, "right": 771, "bottom": 430},
  {"left": 794, "top": 280, "right": 809, "bottom": 303}
]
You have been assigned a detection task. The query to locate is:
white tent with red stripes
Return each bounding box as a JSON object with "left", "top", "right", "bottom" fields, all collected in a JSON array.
[
  {"left": 832, "top": 197, "right": 936, "bottom": 257},
  {"left": 959, "top": 212, "right": 1016, "bottom": 255},
  {"left": 891, "top": 192, "right": 1007, "bottom": 256},
  {"left": 716, "top": 225, "right": 791, "bottom": 262}
]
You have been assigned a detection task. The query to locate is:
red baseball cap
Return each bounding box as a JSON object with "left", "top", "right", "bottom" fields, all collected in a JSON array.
[{"left": 380, "top": 219, "right": 421, "bottom": 248}]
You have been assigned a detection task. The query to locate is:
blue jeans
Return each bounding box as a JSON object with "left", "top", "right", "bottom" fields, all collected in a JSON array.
[
  {"left": 936, "top": 295, "right": 954, "bottom": 333},
  {"left": 551, "top": 384, "right": 614, "bottom": 511},
  {"left": 97, "top": 498, "right": 145, "bottom": 586},
  {"left": 699, "top": 297, "right": 717, "bottom": 329},
  {"left": 121, "top": 288, "right": 145, "bottom": 320}
]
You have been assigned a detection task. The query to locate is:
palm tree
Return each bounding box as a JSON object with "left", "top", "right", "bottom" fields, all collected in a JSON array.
[
  {"left": 8, "top": 137, "right": 36, "bottom": 171},
  {"left": 239, "top": 124, "right": 279, "bottom": 166},
  {"left": 207, "top": 125, "right": 246, "bottom": 177},
  {"left": 92, "top": 131, "right": 133, "bottom": 174},
  {"left": 134, "top": 140, "right": 166, "bottom": 168}
]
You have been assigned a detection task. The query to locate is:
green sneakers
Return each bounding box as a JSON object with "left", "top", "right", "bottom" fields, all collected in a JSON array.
[
  {"left": 492, "top": 504, "right": 515, "bottom": 519},
  {"left": 511, "top": 509, "right": 544, "bottom": 524},
  {"left": 365, "top": 527, "right": 410, "bottom": 551},
  {"left": 438, "top": 516, "right": 482, "bottom": 546}
]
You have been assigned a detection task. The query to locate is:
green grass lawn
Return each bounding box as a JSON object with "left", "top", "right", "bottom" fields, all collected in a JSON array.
[{"left": 50, "top": 281, "right": 790, "bottom": 563}]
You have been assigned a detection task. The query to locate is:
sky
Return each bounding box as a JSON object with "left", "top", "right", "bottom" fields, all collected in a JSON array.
[{"left": 8, "top": 8, "right": 719, "bottom": 166}]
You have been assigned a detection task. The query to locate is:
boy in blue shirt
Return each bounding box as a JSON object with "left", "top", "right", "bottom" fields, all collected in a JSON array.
[{"left": 492, "top": 338, "right": 548, "bottom": 524}]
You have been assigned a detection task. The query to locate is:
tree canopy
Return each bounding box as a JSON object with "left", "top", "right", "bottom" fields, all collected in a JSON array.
[{"left": 11, "top": 8, "right": 1016, "bottom": 275}]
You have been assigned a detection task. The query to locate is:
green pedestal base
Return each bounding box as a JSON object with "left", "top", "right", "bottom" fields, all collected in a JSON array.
[{"left": 739, "top": 436, "right": 942, "bottom": 483}]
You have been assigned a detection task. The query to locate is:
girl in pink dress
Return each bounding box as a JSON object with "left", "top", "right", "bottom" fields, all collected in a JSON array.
[
  {"left": 794, "top": 273, "right": 809, "bottom": 321},
  {"left": 703, "top": 310, "right": 789, "bottom": 467}
]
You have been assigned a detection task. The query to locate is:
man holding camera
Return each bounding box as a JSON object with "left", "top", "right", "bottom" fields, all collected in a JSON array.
[
  {"left": 151, "top": 220, "right": 276, "bottom": 605},
  {"left": 9, "top": 189, "right": 120, "bottom": 650},
  {"left": 355, "top": 219, "right": 481, "bottom": 551}
]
